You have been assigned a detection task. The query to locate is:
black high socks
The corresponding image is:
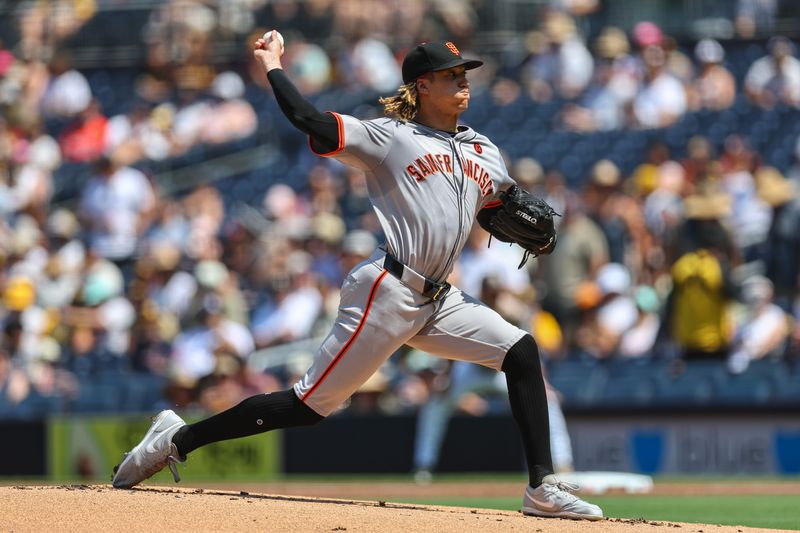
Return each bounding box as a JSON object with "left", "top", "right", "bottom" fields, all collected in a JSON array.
[
  {"left": 501, "top": 334, "right": 554, "bottom": 487},
  {"left": 171, "top": 389, "right": 323, "bottom": 457}
]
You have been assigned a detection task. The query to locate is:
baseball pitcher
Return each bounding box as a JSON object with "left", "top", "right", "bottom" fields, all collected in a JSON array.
[{"left": 112, "top": 32, "right": 602, "bottom": 521}]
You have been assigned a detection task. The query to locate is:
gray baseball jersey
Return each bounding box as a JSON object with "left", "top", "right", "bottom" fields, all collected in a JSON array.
[{"left": 293, "top": 114, "right": 526, "bottom": 416}]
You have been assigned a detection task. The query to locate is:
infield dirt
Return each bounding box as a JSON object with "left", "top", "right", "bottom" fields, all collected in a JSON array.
[{"left": 0, "top": 484, "right": 791, "bottom": 533}]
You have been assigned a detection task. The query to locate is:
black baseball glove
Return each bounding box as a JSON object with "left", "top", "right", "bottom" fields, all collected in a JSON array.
[{"left": 477, "top": 185, "right": 559, "bottom": 268}]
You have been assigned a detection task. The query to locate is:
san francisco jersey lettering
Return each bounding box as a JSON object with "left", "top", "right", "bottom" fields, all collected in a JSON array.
[{"left": 320, "top": 113, "right": 514, "bottom": 281}]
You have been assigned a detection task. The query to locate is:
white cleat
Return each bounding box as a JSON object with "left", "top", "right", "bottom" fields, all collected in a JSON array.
[
  {"left": 522, "top": 474, "right": 604, "bottom": 521},
  {"left": 112, "top": 410, "right": 187, "bottom": 489}
]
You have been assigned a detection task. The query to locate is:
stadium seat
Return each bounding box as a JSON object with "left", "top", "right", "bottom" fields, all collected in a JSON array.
[
  {"left": 712, "top": 374, "right": 773, "bottom": 406},
  {"left": 770, "top": 368, "right": 800, "bottom": 405},
  {"left": 7, "top": 392, "right": 63, "bottom": 419},
  {"left": 653, "top": 373, "right": 715, "bottom": 407},
  {"left": 547, "top": 358, "right": 606, "bottom": 407},
  {"left": 743, "top": 358, "right": 789, "bottom": 379},
  {"left": 598, "top": 374, "right": 656, "bottom": 406},
  {"left": 598, "top": 357, "right": 669, "bottom": 379},
  {"left": 71, "top": 381, "right": 124, "bottom": 413},
  {"left": 682, "top": 359, "right": 727, "bottom": 380},
  {"left": 121, "top": 374, "right": 167, "bottom": 412}
]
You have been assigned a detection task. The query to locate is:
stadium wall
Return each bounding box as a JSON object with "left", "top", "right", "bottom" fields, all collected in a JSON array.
[{"left": 1, "top": 413, "right": 798, "bottom": 480}]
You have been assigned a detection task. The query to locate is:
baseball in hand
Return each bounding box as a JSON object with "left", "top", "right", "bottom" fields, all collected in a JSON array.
[{"left": 262, "top": 30, "right": 284, "bottom": 50}]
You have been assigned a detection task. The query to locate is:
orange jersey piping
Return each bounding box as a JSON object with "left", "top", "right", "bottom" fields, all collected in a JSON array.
[
  {"left": 308, "top": 111, "right": 345, "bottom": 157},
  {"left": 301, "top": 269, "right": 389, "bottom": 401}
]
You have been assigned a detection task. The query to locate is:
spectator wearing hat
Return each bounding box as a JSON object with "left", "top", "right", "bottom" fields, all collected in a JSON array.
[
  {"left": 583, "top": 159, "right": 646, "bottom": 267},
  {"left": 666, "top": 189, "right": 738, "bottom": 360},
  {"left": 632, "top": 21, "right": 663, "bottom": 50},
  {"left": 745, "top": 36, "right": 800, "bottom": 108},
  {"left": 523, "top": 11, "right": 593, "bottom": 99},
  {"left": 668, "top": 185, "right": 738, "bottom": 263},
  {"left": 561, "top": 27, "right": 636, "bottom": 132},
  {"left": 629, "top": 20, "right": 662, "bottom": 77},
  {"left": 203, "top": 71, "right": 257, "bottom": 145},
  {"left": 690, "top": 38, "right": 736, "bottom": 111},
  {"left": 575, "top": 262, "right": 639, "bottom": 360}
]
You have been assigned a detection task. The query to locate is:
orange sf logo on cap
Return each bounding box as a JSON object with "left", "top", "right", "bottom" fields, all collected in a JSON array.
[{"left": 445, "top": 42, "right": 460, "bottom": 56}]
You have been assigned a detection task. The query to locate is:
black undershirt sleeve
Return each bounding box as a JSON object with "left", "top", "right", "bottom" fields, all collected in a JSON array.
[{"left": 266, "top": 68, "right": 340, "bottom": 154}]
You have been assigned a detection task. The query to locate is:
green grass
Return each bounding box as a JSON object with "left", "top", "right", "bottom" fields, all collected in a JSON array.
[
  {"left": 591, "top": 495, "right": 800, "bottom": 530},
  {"left": 277, "top": 473, "right": 800, "bottom": 530},
  {"left": 395, "top": 494, "right": 800, "bottom": 531}
]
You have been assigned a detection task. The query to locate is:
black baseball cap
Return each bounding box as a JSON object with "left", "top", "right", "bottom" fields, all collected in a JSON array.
[{"left": 401, "top": 41, "right": 483, "bottom": 84}]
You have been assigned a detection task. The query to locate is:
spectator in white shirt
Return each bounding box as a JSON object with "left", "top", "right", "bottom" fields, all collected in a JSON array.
[
  {"left": 79, "top": 156, "right": 156, "bottom": 269},
  {"left": 251, "top": 251, "right": 324, "bottom": 349},
  {"left": 524, "top": 11, "right": 593, "bottom": 99},
  {"left": 728, "top": 275, "right": 790, "bottom": 373},
  {"left": 171, "top": 293, "right": 255, "bottom": 381},
  {"left": 41, "top": 52, "right": 92, "bottom": 118},
  {"left": 745, "top": 36, "right": 800, "bottom": 108},
  {"left": 561, "top": 26, "right": 638, "bottom": 132},
  {"left": 576, "top": 263, "right": 639, "bottom": 359},
  {"left": 633, "top": 45, "right": 687, "bottom": 129}
]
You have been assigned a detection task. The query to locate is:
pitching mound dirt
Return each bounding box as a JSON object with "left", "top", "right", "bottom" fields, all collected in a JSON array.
[{"left": 0, "top": 485, "right": 787, "bottom": 533}]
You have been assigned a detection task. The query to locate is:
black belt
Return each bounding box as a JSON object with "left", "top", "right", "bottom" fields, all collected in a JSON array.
[{"left": 383, "top": 253, "right": 451, "bottom": 301}]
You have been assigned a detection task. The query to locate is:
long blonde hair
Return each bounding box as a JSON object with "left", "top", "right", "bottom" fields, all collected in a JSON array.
[{"left": 378, "top": 81, "right": 419, "bottom": 122}]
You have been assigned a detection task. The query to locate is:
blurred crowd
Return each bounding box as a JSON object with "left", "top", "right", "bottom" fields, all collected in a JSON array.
[{"left": 1, "top": 1, "right": 799, "bottom": 418}]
